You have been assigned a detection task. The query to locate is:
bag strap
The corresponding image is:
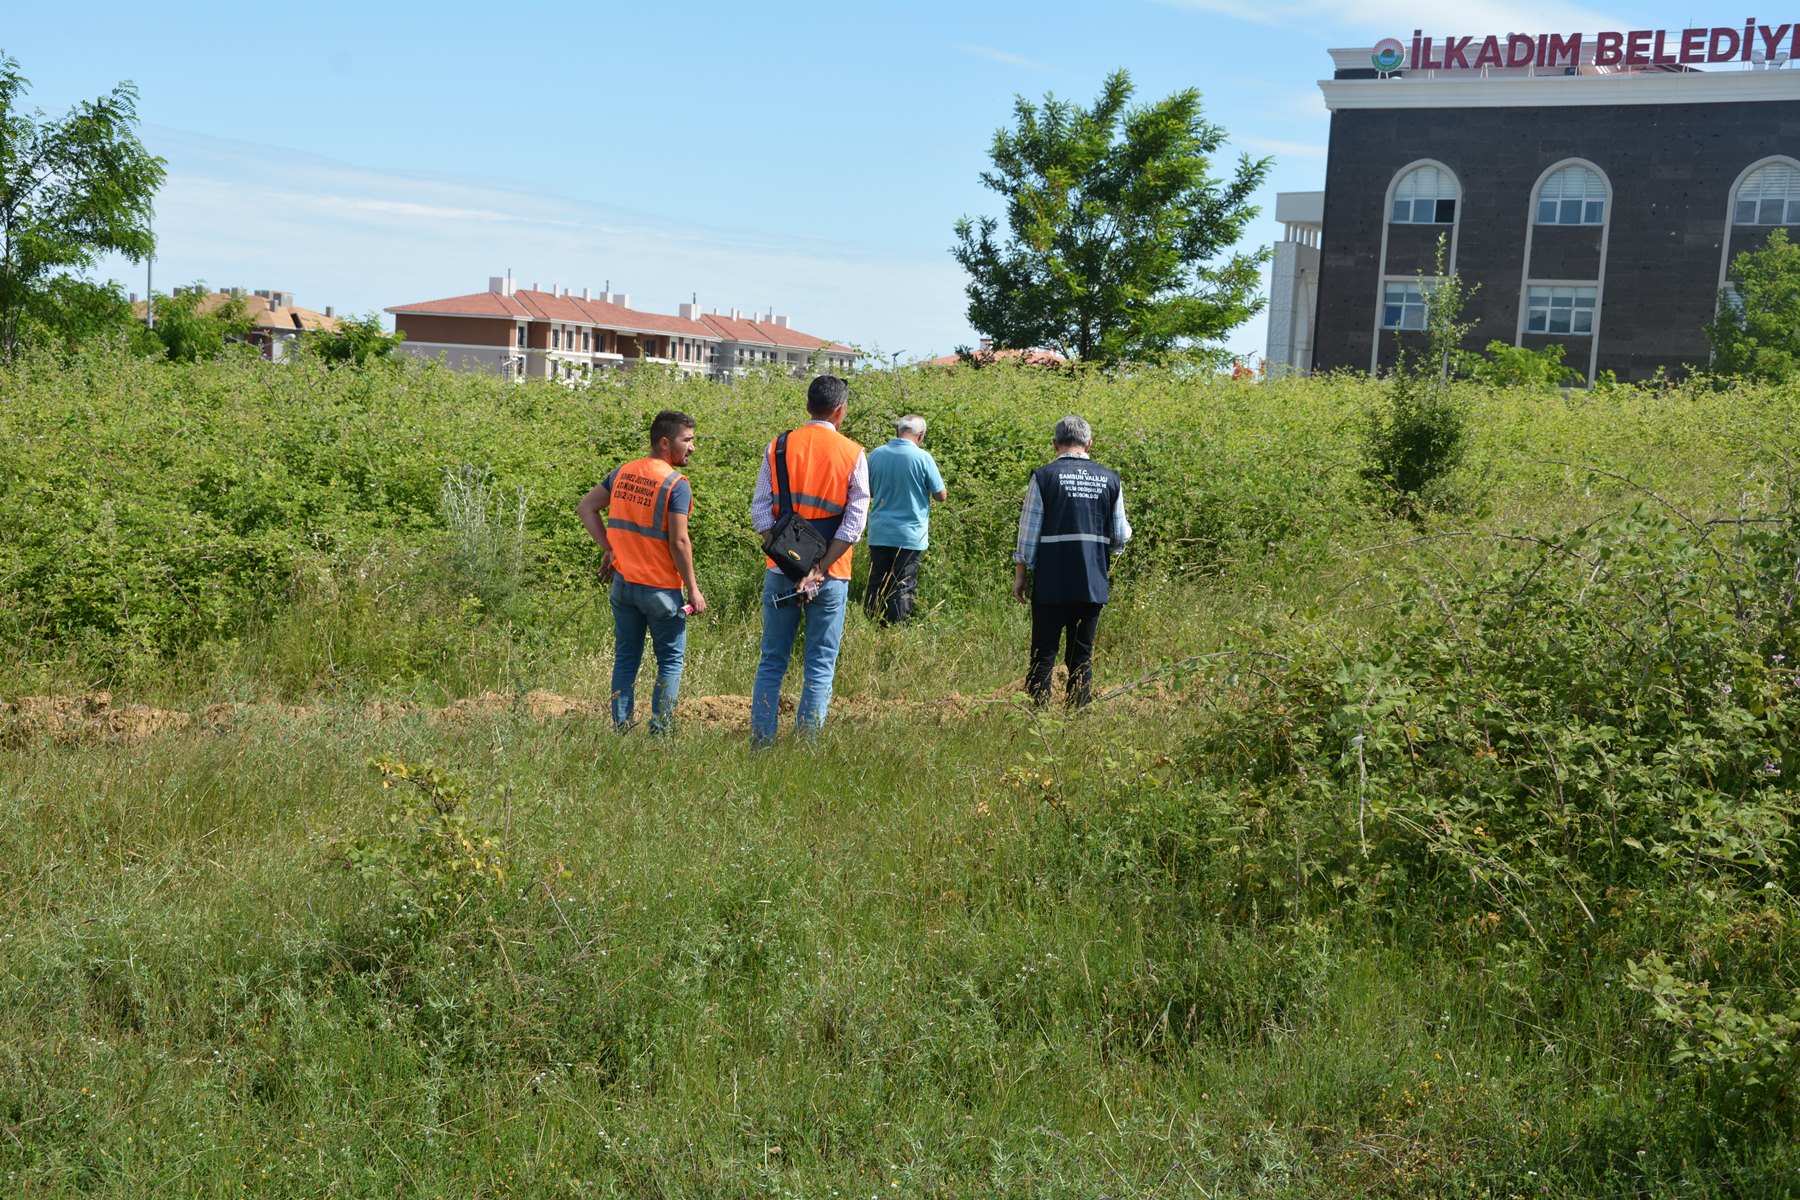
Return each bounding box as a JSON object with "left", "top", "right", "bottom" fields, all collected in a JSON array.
[{"left": 774, "top": 431, "right": 795, "bottom": 518}]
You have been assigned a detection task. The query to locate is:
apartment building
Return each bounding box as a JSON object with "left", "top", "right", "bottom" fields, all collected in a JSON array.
[{"left": 387, "top": 276, "right": 855, "bottom": 381}]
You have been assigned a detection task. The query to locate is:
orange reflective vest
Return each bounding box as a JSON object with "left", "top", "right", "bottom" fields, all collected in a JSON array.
[
  {"left": 764, "top": 423, "right": 862, "bottom": 581},
  {"left": 606, "top": 456, "right": 688, "bottom": 590}
]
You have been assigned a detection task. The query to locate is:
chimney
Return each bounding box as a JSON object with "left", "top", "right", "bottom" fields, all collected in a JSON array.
[
  {"left": 254, "top": 289, "right": 271, "bottom": 299},
  {"left": 763, "top": 309, "right": 774, "bottom": 323},
  {"left": 129, "top": 292, "right": 138, "bottom": 304},
  {"left": 773, "top": 314, "right": 789, "bottom": 328},
  {"left": 325, "top": 306, "right": 335, "bottom": 318},
  {"left": 979, "top": 337, "right": 995, "bottom": 353},
  {"left": 531, "top": 281, "right": 539, "bottom": 292},
  {"left": 581, "top": 287, "right": 590, "bottom": 301},
  {"left": 678, "top": 302, "right": 699, "bottom": 320},
  {"left": 488, "top": 275, "right": 514, "bottom": 295},
  {"left": 269, "top": 293, "right": 281, "bottom": 311},
  {"left": 731, "top": 308, "right": 742, "bottom": 320},
  {"left": 609, "top": 293, "right": 629, "bottom": 308}
]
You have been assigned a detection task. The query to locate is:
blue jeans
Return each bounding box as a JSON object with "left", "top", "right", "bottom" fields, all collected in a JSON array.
[
  {"left": 610, "top": 577, "right": 687, "bottom": 734},
  {"left": 750, "top": 571, "right": 848, "bottom": 746}
]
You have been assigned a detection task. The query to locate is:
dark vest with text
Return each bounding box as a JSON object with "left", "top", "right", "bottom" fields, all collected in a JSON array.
[{"left": 1030, "top": 456, "right": 1121, "bottom": 606}]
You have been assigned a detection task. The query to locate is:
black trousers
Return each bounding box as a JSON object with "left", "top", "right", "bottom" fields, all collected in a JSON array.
[
  {"left": 1027, "top": 601, "right": 1103, "bottom": 707},
  {"left": 864, "top": 545, "right": 923, "bottom": 625}
]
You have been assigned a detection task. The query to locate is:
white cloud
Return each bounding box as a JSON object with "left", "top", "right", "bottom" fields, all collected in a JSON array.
[
  {"left": 953, "top": 42, "right": 1051, "bottom": 71},
  {"left": 308, "top": 196, "right": 583, "bottom": 226},
  {"left": 1151, "top": 0, "right": 1624, "bottom": 37}
]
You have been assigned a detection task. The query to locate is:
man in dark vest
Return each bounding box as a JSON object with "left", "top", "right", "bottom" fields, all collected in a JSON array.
[{"left": 1011, "top": 414, "right": 1132, "bottom": 707}]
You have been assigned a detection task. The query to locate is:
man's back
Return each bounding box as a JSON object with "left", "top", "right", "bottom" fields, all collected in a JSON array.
[
  {"left": 1030, "top": 455, "right": 1123, "bottom": 606},
  {"left": 867, "top": 438, "right": 945, "bottom": 550}
]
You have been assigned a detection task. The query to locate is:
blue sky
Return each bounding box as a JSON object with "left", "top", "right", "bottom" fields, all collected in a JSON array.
[{"left": 4, "top": 0, "right": 1702, "bottom": 361}]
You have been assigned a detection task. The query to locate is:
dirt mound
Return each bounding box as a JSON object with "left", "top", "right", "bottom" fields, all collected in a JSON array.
[
  {"left": 523, "top": 689, "right": 601, "bottom": 719},
  {"left": 2, "top": 673, "right": 1172, "bottom": 747},
  {"left": 679, "top": 694, "right": 760, "bottom": 725},
  {"left": 1, "top": 692, "right": 192, "bottom": 745}
]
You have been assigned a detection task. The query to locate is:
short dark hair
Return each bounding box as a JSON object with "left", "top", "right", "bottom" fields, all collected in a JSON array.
[
  {"left": 650, "top": 409, "right": 695, "bottom": 447},
  {"left": 806, "top": 375, "right": 849, "bottom": 417}
]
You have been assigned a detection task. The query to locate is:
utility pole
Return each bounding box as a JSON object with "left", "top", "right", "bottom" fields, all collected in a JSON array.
[{"left": 145, "top": 206, "right": 156, "bottom": 329}]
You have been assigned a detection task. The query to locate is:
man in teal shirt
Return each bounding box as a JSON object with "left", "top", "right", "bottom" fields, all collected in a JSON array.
[{"left": 863, "top": 414, "right": 947, "bottom": 624}]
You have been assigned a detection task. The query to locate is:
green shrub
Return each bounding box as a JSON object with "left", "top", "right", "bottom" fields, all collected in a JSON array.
[
  {"left": 1461, "top": 339, "right": 1581, "bottom": 389},
  {"left": 338, "top": 759, "right": 507, "bottom": 935},
  {"left": 1361, "top": 241, "right": 1473, "bottom": 516}
]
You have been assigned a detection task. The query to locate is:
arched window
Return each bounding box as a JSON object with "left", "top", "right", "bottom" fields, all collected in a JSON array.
[
  {"left": 1536, "top": 165, "right": 1606, "bottom": 225},
  {"left": 1734, "top": 162, "right": 1800, "bottom": 225},
  {"left": 1390, "top": 165, "right": 1457, "bottom": 224}
]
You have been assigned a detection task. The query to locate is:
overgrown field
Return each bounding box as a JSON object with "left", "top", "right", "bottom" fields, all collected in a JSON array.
[{"left": 1, "top": 348, "right": 1796, "bottom": 1196}]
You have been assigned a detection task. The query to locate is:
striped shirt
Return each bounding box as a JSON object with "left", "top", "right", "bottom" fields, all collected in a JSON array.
[{"left": 749, "top": 420, "right": 871, "bottom": 545}]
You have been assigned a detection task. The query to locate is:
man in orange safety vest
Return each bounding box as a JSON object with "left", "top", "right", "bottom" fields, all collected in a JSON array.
[
  {"left": 577, "top": 409, "right": 707, "bottom": 734},
  {"left": 748, "top": 376, "right": 869, "bottom": 746}
]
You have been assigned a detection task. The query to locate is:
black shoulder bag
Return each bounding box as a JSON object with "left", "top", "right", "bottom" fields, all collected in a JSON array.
[{"left": 761, "top": 431, "right": 830, "bottom": 582}]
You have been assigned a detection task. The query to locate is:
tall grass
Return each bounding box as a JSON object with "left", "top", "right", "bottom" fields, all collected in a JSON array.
[{"left": 1, "top": 349, "right": 1797, "bottom": 1195}]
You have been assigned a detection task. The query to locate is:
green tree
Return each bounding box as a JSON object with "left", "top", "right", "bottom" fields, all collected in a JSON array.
[
  {"left": 149, "top": 285, "right": 254, "bottom": 362},
  {"left": 1706, "top": 227, "right": 1800, "bottom": 383},
  {"left": 16, "top": 276, "right": 158, "bottom": 356},
  {"left": 302, "top": 312, "right": 407, "bottom": 366},
  {"left": 0, "top": 51, "right": 166, "bottom": 361},
  {"left": 951, "top": 68, "right": 1270, "bottom": 367}
]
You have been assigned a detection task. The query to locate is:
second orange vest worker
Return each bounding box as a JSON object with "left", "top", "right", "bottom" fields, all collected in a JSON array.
[{"left": 764, "top": 422, "right": 862, "bottom": 581}]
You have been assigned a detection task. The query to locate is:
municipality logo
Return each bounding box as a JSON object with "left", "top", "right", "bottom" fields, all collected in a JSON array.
[{"left": 1372, "top": 37, "right": 1405, "bottom": 70}]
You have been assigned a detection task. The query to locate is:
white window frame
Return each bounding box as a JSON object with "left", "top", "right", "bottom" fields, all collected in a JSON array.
[
  {"left": 1515, "top": 160, "right": 1612, "bottom": 387},
  {"left": 1379, "top": 276, "right": 1438, "bottom": 331},
  {"left": 1373, "top": 160, "right": 1463, "bottom": 373},
  {"left": 1387, "top": 165, "right": 1459, "bottom": 226},
  {"left": 1717, "top": 157, "right": 1800, "bottom": 347},
  {"left": 1522, "top": 281, "right": 1599, "bottom": 337},
  {"left": 1732, "top": 159, "right": 1800, "bottom": 227},
  {"left": 1535, "top": 165, "right": 1607, "bottom": 226}
]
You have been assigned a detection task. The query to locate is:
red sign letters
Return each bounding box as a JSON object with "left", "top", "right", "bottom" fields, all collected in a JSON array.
[{"left": 1404, "top": 20, "right": 1797, "bottom": 70}]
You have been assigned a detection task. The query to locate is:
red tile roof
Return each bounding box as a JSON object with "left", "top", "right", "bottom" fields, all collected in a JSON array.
[
  {"left": 386, "top": 290, "right": 528, "bottom": 319},
  {"left": 387, "top": 289, "right": 850, "bottom": 352},
  {"left": 387, "top": 289, "right": 715, "bottom": 338},
  {"left": 698, "top": 313, "right": 851, "bottom": 354}
]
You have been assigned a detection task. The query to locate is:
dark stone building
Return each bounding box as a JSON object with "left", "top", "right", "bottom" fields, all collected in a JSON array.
[{"left": 1266, "top": 40, "right": 1800, "bottom": 384}]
